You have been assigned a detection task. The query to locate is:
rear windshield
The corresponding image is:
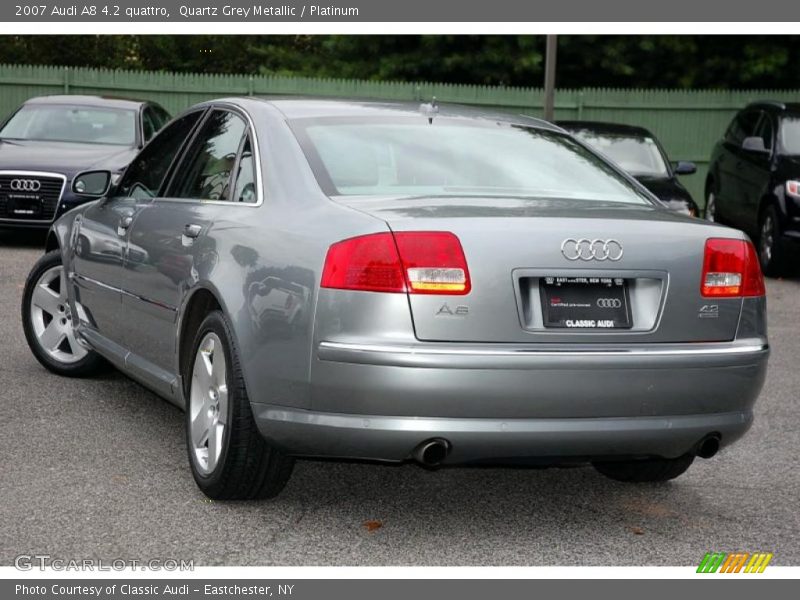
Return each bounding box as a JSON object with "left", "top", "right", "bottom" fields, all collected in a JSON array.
[
  {"left": 0, "top": 104, "right": 136, "bottom": 146},
  {"left": 780, "top": 117, "right": 800, "bottom": 155},
  {"left": 569, "top": 131, "right": 669, "bottom": 178},
  {"left": 291, "top": 117, "right": 652, "bottom": 205}
]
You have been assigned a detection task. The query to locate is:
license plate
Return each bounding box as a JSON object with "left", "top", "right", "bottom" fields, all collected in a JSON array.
[
  {"left": 540, "top": 276, "right": 631, "bottom": 329},
  {"left": 7, "top": 195, "right": 42, "bottom": 218}
]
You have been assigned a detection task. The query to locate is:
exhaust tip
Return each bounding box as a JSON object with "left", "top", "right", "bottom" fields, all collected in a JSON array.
[
  {"left": 413, "top": 438, "right": 451, "bottom": 466},
  {"left": 697, "top": 435, "right": 721, "bottom": 459}
]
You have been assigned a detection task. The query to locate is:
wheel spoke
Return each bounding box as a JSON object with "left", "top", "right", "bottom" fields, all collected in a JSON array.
[
  {"left": 64, "top": 329, "right": 83, "bottom": 357},
  {"left": 216, "top": 385, "right": 228, "bottom": 426},
  {"left": 207, "top": 423, "right": 222, "bottom": 471},
  {"left": 191, "top": 402, "right": 210, "bottom": 445},
  {"left": 193, "top": 351, "right": 213, "bottom": 392},
  {"left": 32, "top": 283, "right": 61, "bottom": 315},
  {"left": 212, "top": 355, "right": 226, "bottom": 388},
  {"left": 39, "top": 319, "right": 65, "bottom": 351}
]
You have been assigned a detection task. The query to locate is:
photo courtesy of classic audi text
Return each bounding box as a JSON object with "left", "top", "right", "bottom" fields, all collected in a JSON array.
[{"left": 0, "top": 0, "right": 799, "bottom": 597}]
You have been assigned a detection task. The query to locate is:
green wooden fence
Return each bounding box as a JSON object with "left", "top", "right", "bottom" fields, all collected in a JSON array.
[{"left": 1, "top": 63, "right": 799, "bottom": 204}]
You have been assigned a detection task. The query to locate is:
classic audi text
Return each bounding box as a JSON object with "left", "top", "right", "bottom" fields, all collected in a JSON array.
[{"left": 21, "top": 99, "right": 769, "bottom": 498}]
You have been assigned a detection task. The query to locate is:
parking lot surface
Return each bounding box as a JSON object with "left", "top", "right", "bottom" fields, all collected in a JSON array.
[{"left": 1, "top": 231, "right": 798, "bottom": 566}]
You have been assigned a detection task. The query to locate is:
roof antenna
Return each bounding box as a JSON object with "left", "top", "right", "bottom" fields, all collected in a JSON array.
[{"left": 419, "top": 97, "right": 438, "bottom": 124}]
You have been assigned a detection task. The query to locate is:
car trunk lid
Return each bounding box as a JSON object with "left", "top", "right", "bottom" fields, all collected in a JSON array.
[{"left": 333, "top": 195, "right": 745, "bottom": 344}]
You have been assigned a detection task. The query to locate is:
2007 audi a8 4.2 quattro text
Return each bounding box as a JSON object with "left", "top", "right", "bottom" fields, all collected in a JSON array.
[{"left": 21, "top": 99, "right": 769, "bottom": 499}]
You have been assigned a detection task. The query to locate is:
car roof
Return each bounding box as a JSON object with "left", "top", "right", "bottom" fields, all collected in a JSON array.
[
  {"left": 556, "top": 120, "right": 654, "bottom": 137},
  {"left": 233, "top": 97, "right": 562, "bottom": 131},
  {"left": 23, "top": 95, "right": 148, "bottom": 110},
  {"left": 746, "top": 100, "right": 800, "bottom": 115}
]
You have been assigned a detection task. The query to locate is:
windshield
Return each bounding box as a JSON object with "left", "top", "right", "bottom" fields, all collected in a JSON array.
[
  {"left": 0, "top": 104, "right": 136, "bottom": 145},
  {"left": 569, "top": 131, "right": 669, "bottom": 178},
  {"left": 780, "top": 117, "right": 800, "bottom": 155},
  {"left": 292, "top": 117, "right": 652, "bottom": 205}
]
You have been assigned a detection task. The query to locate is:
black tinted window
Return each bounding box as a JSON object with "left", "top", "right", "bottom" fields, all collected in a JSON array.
[
  {"left": 153, "top": 106, "right": 171, "bottom": 129},
  {"left": 171, "top": 110, "right": 247, "bottom": 201},
  {"left": 142, "top": 107, "right": 157, "bottom": 142},
  {"left": 117, "top": 110, "right": 203, "bottom": 199},
  {"left": 233, "top": 137, "right": 257, "bottom": 203},
  {"left": 756, "top": 114, "right": 774, "bottom": 151},
  {"left": 726, "top": 110, "right": 761, "bottom": 145}
]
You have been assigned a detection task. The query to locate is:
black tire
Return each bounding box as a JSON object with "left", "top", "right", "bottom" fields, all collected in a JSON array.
[
  {"left": 592, "top": 454, "right": 695, "bottom": 483},
  {"left": 758, "top": 205, "right": 787, "bottom": 278},
  {"left": 704, "top": 181, "right": 721, "bottom": 223},
  {"left": 185, "top": 310, "right": 294, "bottom": 500},
  {"left": 21, "top": 250, "right": 105, "bottom": 377}
]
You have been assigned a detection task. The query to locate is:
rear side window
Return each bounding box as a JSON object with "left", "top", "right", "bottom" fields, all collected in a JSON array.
[
  {"left": 170, "top": 110, "right": 247, "bottom": 201},
  {"left": 117, "top": 110, "right": 203, "bottom": 199},
  {"left": 726, "top": 110, "right": 761, "bottom": 146},
  {"left": 233, "top": 136, "right": 257, "bottom": 203},
  {"left": 142, "top": 107, "right": 158, "bottom": 142},
  {"left": 755, "top": 114, "right": 774, "bottom": 151}
]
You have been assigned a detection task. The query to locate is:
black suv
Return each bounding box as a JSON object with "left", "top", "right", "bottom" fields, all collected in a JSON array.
[{"left": 706, "top": 101, "right": 800, "bottom": 275}]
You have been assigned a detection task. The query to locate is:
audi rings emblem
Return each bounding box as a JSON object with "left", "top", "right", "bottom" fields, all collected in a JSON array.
[
  {"left": 596, "top": 298, "right": 623, "bottom": 308},
  {"left": 9, "top": 179, "right": 41, "bottom": 192},
  {"left": 561, "top": 238, "right": 624, "bottom": 261}
]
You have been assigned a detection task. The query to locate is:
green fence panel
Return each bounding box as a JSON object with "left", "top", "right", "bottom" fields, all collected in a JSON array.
[{"left": 2, "top": 63, "right": 799, "bottom": 205}]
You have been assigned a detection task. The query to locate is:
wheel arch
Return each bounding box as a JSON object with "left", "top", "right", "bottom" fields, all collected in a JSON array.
[
  {"left": 45, "top": 231, "right": 60, "bottom": 253},
  {"left": 705, "top": 172, "right": 715, "bottom": 198},
  {"left": 176, "top": 286, "right": 223, "bottom": 401},
  {"left": 757, "top": 190, "right": 784, "bottom": 231}
]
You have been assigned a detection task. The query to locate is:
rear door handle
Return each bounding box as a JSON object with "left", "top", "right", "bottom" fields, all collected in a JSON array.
[{"left": 183, "top": 224, "right": 202, "bottom": 239}]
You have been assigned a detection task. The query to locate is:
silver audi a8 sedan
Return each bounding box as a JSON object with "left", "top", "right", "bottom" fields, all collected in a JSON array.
[{"left": 21, "top": 99, "right": 769, "bottom": 499}]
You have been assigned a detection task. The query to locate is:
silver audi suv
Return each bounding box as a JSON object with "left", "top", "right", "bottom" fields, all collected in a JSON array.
[{"left": 21, "top": 99, "right": 769, "bottom": 498}]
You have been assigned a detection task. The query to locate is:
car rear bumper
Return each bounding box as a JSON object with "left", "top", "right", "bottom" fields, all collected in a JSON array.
[
  {"left": 253, "top": 405, "right": 753, "bottom": 463},
  {"left": 251, "top": 338, "right": 768, "bottom": 463}
]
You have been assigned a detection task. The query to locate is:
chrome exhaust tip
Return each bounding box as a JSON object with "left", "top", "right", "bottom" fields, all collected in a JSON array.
[{"left": 412, "top": 438, "right": 451, "bottom": 466}]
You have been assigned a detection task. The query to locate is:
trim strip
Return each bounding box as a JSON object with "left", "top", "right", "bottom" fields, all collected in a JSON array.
[
  {"left": 319, "top": 340, "right": 768, "bottom": 359},
  {"left": 72, "top": 273, "right": 177, "bottom": 313}
]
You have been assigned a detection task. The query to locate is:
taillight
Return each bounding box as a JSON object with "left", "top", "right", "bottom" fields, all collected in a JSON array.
[
  {"left": 787, "top": 180, "right": 800, "bottom": 200},
  {"left": 701, "top": 238, "right": 765, "bottom": 298},
  {"left": 320, "top": 233, "right": 406, "bottom": 293},
  {"left": 394, "top": 232, "right": 471, "bottom": 294},
  {"left": 321, "top": 231, "right": 471, "bottom": 295}
]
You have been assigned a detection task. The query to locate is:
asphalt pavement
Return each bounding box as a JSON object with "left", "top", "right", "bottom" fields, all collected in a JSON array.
[{"left": 1, "top": 230, "right": 798, "bottom": 566}]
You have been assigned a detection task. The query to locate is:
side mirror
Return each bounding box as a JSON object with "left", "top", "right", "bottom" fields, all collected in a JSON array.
[
  {"left": 673, "top": 161, "right": 697, "bottom": 176},
  {"left": 742, "top": 136, "right": 769, "bottom": 154},
  {"left": 72, "top": 170, "right": 112, "bottom": 198}
]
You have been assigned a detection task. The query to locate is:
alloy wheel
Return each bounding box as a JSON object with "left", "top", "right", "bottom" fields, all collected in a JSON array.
[
  {"left": 705, "top": 193, "right": 716, "bottom": 222},
  {"left": 29, "top": 266, "right": 88, "bottom": 364},
  {"left": 760, "top": 213, "right": 775, "bottom": 265},
  {"left": 189, "top": 333, "right": 229, "bottom": 475}
]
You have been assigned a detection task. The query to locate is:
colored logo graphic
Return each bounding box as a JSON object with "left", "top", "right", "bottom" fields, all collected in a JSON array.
[{"left": 697, "top": 552, "right": 773, "bottom": 573}]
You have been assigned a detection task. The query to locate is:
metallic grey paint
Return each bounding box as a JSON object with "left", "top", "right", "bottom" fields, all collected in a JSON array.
[{"left": 48, "top": 98, "right": 769, "bottom": 465}]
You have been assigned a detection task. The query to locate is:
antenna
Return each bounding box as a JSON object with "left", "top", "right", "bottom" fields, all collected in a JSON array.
[{"left": 419, "top": 96, "right": 439, "bottom": 124}]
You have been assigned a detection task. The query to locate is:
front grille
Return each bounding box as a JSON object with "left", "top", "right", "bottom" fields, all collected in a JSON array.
[{"left": 0, "top": 173, "right": 65, "bottom": 221}]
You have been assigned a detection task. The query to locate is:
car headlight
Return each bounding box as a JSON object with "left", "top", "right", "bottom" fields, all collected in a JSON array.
[{"left": 786, "top": 180, "right": 800, "bottom": 199}]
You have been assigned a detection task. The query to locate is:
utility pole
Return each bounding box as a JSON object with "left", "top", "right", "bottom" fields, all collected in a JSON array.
[{"left": 543, "top": 35, "right": 558, "bottom": 121}]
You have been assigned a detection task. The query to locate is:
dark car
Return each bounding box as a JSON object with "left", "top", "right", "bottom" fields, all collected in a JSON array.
[
  {"left": 0, "top": 95, "right": 170, "bottom": 231},
  {"left": 706, "top": 101, "right": 800, "bottom": 276},
  {"left": 558, "top": 121, "right": 700, "bottom": 217}
]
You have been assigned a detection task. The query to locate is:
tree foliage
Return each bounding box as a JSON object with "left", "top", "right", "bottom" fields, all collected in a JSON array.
[{"left": 1, "top": 35, "right": 799, "bottom": 89}]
